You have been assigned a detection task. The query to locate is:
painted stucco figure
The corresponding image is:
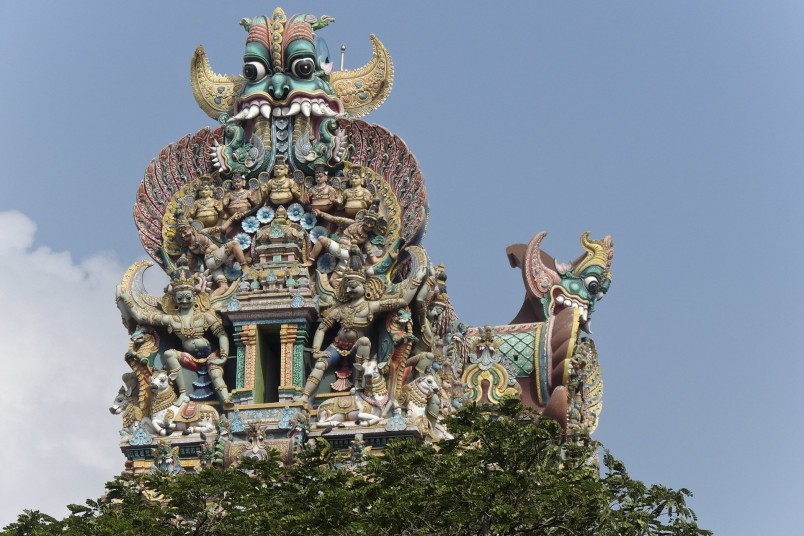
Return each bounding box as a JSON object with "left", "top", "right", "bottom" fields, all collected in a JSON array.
[{"left": 117, "top": 7, "right": 616, "bottom": 473}]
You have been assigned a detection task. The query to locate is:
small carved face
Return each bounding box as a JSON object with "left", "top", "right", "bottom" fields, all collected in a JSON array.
[
  {"left": 546, "top": 264, "right": 610, "bottom": 323},
  {"left": 350, "top": 174, "right": 364, "bottom": 188},
  {"left": 357, "top": 359, "right": 380, "bottom": 380},
  {"left": 315, "top": 170, "right": 328, "bottom": 184},
  {"left": 232, "top": 176, "right": 245, "bottom": 190},
  {"left": 174, "top": 289, "right": 196, "bottom": 310},
  {"left": 109, "top": 390, "right": 126, "bottom": 414},
  {"left": 198, "top": 184, "right": 213, "bottom": 198},
  {"left": 179, "top": 227, "right": 194, "bottom": 242},
  {"left": 428, "top": 303, "right": 444, "bottom": 320},
  {"left": 363, "top": 217, "right": 378, "bottom": 230},
  {"left": 274, "top": 164, "right": 289, "bottom": 178},
  {"left": 396, "top": 308, "right": 412, "bottom": 324},
  {"left": 344, "top": 280, "right": 365, "bottom": 300},
  {"left": 417, "top": 374, "right": 441, "bottom": 395},
  {"left": 150, "top": 372, "right": 172, "bottom": 394}
]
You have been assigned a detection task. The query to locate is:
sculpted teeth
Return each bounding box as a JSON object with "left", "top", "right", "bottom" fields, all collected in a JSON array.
[
  {"left": 236, "top": 97, "right": 340, "bottom": 118},
  {"left": 555, "top": 294, "right": 589, "bottom": 320},
  {"left": 245, "top": 105, "right": 261, "bottom": 120},
  {"left": 230, "top": 108, "right": 250, "bottom": 122}
]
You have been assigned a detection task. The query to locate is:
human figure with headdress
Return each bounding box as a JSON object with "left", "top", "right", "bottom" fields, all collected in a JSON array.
[
  {"left": 116, "top": 257, "right": 234, "bottom": 408},
  {"left": 297, "top": 260, "right": 430, "bottom": 403}
]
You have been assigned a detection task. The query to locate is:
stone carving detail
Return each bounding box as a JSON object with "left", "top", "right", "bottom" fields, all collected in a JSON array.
[{"left": 114, "top": 7, "right": 615, "bottom": 473}]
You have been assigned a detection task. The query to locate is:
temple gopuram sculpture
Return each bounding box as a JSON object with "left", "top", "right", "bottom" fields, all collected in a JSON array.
[{"left": 113, "top": 8, "right": 614, "bottom": 472}]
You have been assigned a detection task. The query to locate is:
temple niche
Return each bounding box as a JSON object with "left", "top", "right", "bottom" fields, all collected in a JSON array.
[{"left": 112, "top": 8, "right": 614, "bottom": 473}]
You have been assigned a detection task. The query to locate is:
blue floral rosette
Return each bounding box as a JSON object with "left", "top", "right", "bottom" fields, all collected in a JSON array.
[
  {"left": 317, "top": 253, "right": 337, "bottom": 273},
  {"left": 242, "top": 216, "right": 260, "bottom": 234},
  {"left": 300, "top": 212, "right": 317, "bottom": 230},
  {"left": 287, "top": 202, "right": 305, "bottom": 222},
  {"left": 309, "top": 225, "right": 328, "bottom": 244},
  {"left": 234, "top": 233, "right": 252, "bottom": 250},
  {"left": 256, "top": 206, "right": 275, "bottom": 224}
]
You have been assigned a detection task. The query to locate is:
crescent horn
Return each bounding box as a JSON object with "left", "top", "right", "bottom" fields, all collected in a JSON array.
[
  {"left": 116, "top": 260, "right": 162, "bottom": 331},
  {"left": 523, "top": 232, "right": 560, "bottom": 299},
  {"left": 190, "top": 44, "right": 245, "bottom": 120},
  {"left": 330, "top": 35, "right": 394, "bottom": 118},
  {"left": 574, "top": 232, "right": 613, "bottom": 277}
]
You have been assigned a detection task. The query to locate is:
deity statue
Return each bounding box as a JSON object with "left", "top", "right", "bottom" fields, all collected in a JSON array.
[
  {"left": 260, "top": 156, "right": 299, "bottom": 207},
  {"left": 116, "top": 259, "right": 235, "bottom": 409},
  {"left": 222, "top": 170, "right": 258, "bottom": 220},
  {"left": 304, "top": 163, "right": 342, "bottom": 213},
  {"left": 117, "top": 7, "right": 618, "bottom": 471},
  {"left": 187, "top": 180, "right": 224, "bottom": 229},
  {"left": 175, "top": 212, "right": 249, "bottom": 297},
  {"left": 298, "top": 263, "right": 430, "bottom": 403},
  {"left": 341, "top": 167, "right": 373, "bottom": 216},
  {"left": 304, "top": 200, "right": 387, "bottom": 268}
]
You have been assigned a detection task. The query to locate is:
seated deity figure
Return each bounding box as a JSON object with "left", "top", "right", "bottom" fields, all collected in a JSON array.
[
  {"left": 341, "top": 167, "right": 373, "bottom": 217},
  {"left": 187, "top": 180, "right": 224, "bottom": 229},
  {"left": 304, "top": 200, "right": 387, "bottom": 268},
  {"left": 297, "top": 263, "right": 430, "bottom": 403},
  {"left": 175, "top": 212, "right": 249, "bottom": 297},
  {"left": 222, "top": 170, "right": 258, "bottom": 220},
  {"left": 254, "top": 205, "right": 306, "bottom": 248},
  {"left": 259, "top": 156, "right": 299, "bottom": 207},
  {"left": 116, "top": 258, "right": 234, "bottom": 408},
  {"left": 304, "top": 163, "right": 342, "bottom": 213}
]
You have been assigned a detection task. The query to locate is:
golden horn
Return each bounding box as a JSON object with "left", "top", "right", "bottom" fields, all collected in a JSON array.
[
  {"left": 190, "top": 44, "right": 244, "bottom": 120},
  {"left": 330, "top": 35, "right": 393, "bottom": 118},
  {"left": 574, "top": 232, "right": 611, "bottom": 276}
]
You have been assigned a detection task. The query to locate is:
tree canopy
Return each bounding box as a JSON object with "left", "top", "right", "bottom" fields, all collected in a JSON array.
[{"left": 2, "top": 400, "right": 710, "bottom": 536}]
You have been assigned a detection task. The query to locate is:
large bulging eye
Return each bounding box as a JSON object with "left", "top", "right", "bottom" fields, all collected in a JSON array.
[
  {"left": 243, "top": 61, "right": 268, "bottom": 81},
  {"left": 290, "top": 57, "right": 316, "bottom": 79},
  {"left": 583, "top": 275, "right": 600, "bottom": 293}
]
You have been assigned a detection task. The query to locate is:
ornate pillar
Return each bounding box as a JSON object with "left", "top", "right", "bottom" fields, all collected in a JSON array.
[
  {"left": 233, "top": 324, "right": 258, "bottom": 404},
  {"left": 278, "top": 323, "right": 308, "bottom": 400}
]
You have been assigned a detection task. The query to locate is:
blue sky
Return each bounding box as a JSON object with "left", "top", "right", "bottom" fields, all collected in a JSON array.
[{"left": 2, "top": 2, "right": 803, "bottom": 533}]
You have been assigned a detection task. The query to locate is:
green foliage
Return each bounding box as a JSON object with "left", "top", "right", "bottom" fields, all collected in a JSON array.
[{"left": 1, "top": 400, "right": 710, "bottom": 536}]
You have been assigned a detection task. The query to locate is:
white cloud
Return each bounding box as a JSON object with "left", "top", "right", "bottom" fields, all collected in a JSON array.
[{"left": 0, "top": 211, "right": 131, "bottom": 526}]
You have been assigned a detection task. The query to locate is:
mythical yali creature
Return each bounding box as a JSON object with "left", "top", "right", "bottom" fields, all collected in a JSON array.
[
  {"left": 117, "top": 7, "right": 617, "bottom": 472},
  {"left": 507, "top": 231, "right": 613, "bottom": 332},
  {"left": 461, "top": 232, "right": 614, "bottom": 432},
  {"left": 191, "top": 7, "right": 393, "bottom": 173}
]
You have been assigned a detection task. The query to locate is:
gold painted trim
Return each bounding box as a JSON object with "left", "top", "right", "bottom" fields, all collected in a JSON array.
[
  {"left": 562, "top": 308, "right": 581, "bottom": 386},
  {"left": 190, "top": 45, "right": 244, "bottom": 120},
  {"left": 330, "top": 35, "right": 393, "bottom": 118}
]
